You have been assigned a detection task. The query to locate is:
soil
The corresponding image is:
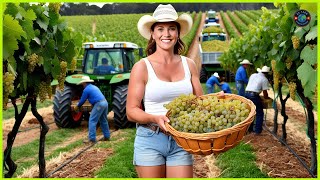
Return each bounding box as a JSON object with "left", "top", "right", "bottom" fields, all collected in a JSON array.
[{"left": 2, "top": 12, "right": 317, "bottom": 178}]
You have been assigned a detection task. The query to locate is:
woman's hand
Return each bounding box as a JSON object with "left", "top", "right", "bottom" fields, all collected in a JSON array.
[{"left": 154, "top": 115, "right": 170, "bottom": 132}]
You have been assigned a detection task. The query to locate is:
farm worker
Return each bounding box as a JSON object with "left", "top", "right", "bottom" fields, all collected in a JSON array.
[
  {"left": 75, "top": 76, "right": 110, "bottom": 143},
  {"left": 235, "top": 59, "right": 252, "bottom": 96},
  {"left": 245, "top": 66, "right": 271, "bottom": 135},
  {"left": 95, "top": 58, "right": 116, "bottom": 74},
  {"left": 126, "top": 4, "right": 204, "bottom": 178},
  {"left": 205, "top": 72, "right": 220, "bottom": 94},
  {"left": 219, "top": 76, "right": 231, "bottom": 93}
]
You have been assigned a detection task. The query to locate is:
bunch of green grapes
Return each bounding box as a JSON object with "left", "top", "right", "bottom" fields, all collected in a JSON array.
[
  {"left": 291, "top": 36, "right": 300, "bottom": 50},
  {"left": 45, "top": 76, "right": 53, "bottom": 99},
  {"left": 165, "top": 94, "right": 250, "bottom": 133},
  {"left": 285, "top": 56, "right": 293, "bottom": 69},
  {"left": 203, "top": 26, "right": 224, "bottom": 33},
  {"left": 48, "top": 3, "right": 61, "bottom": 14},
  {"left": 58, "top": 61, "right": 68, "bottom": 90},
  {"left": 202, "top": 40, "right": 229, "bottom": 52},
  {"left": 288, "top": 82, "right": 297, "bottom": 100},
  {"left": 70, "top": 57, "right": 77, "bottom": 73},
  {"left": 3, "top": 72, "right": 16, "bottom": 110},
  {"left": 27, "top": 53, "right": 39, "bottom": 73},
  {"left": 271, "top": 60, "right": 279, "bottom": 90},
  {"left": 38, "top": 81, "right": 47, "bottom": 102}
]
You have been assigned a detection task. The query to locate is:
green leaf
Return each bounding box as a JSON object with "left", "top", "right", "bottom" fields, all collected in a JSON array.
[
  {"left": 294, "top": 27, "right": 307, "bottom": 40},
  {"left": 7, "top": 56, "right": 17, "bottom": 72},
  {"left": 3, "top": 14, "right": 26, "bottom": 39},
  {"left": 52, "top": 56, "right": 61, "bottom": 78},
  {"left": 21, "top": 20, "right": 35, "bottom": 39},
  {"left": 297, "top": 62, "right": 317, "bottom": 98},
  {"left": 25, "top": 9, "right": 37, "bottom": 21},
  {"left": 23, "top": 71, "right": 28, "bottom": 91},
  {"left": 3, "top": 34, "right": 19, "bottom": 60},
  {"left": 305, "top": 26, "right": 317, "bottom": 42},
  {"left": 36, "top": 19, "right": 48, "bottom": 31},
  {"left": 43, "top": 57, "right": 52, "bottom": 75},
  {"left": 300, "top": 45, "right": 317, "bottom": 65},
  {"left": 279, "top": 40, "right": 286, "bottom": 47}
]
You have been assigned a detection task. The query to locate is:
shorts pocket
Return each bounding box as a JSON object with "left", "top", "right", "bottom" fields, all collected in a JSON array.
[{"left": 136, "top": 126, "right": 156, "bottom": 137}]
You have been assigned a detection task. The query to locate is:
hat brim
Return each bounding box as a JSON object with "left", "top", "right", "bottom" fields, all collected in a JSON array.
[
  {"left": 137, "top": 13, "right": 193, "bottom": 39},
  {"left": 240, "top": 62, "right": 252, "bottom": 65},
  {"left": 77, "top": 79, "right": 94, "bottom": 85}
]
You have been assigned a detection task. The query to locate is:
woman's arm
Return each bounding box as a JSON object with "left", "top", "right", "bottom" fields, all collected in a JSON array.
[
  {"left": 186, "top": 58, "right": 203, "bottom": 96},
  {"left": 126, "top": 59, "right": 170, "bottom": 130}
]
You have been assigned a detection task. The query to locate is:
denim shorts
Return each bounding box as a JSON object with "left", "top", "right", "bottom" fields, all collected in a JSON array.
[{"left": 133, "top": 126, "right": 193, "bottom": 166}]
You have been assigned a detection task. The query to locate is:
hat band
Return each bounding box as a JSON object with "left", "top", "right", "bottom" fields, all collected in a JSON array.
[{"left": 153, "top": 9, "right": 178, "bottom": 19}]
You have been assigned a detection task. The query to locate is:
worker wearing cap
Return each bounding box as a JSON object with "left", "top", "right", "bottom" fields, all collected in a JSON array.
[
  {"left": 205, "top": 72, "right": 220, "bottom": 94},
  {"left": 75, "top": 76, "right": 110, "bottom": 143},
  {"left": 245, "top": 66, "right": 271, "bottom": 135},
  {"left": 235, "top": 59, "right": 252, "bottom": 96}
]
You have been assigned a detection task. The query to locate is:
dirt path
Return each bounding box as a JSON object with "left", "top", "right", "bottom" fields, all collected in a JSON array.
[{"left": 187, "top": 12, "right": 206, "bottom": 73}]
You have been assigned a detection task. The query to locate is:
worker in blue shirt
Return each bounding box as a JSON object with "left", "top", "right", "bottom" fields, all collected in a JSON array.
[
  {"left": 75, "top": 76, "right": 110, "bottom": 143},
  {"left": 235, "top": 59, "right": 252, "bottom": 96},
  {"left": 206, "top": 72, "right": 220, "bottom": 94},
  {"left": 219, "top": 76, "right": 231, "bottom": 93}
]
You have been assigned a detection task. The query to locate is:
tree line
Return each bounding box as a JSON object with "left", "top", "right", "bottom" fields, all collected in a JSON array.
[{"left": 60, "top": 3, "right": 275, "bottom": 16}]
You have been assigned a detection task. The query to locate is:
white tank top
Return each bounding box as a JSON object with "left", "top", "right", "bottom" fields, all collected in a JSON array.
[{"left": 143, "top": 56, "right": 193, "bottom": 115}]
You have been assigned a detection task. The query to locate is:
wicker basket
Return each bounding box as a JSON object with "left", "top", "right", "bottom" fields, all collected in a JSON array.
[{"left": 165, "top": 93, "right": 256, "bottom": 155}]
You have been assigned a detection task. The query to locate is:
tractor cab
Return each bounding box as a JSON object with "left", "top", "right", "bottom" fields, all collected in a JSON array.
[{"left": 82, "top": 42, "right": 139, "bottom": 75}]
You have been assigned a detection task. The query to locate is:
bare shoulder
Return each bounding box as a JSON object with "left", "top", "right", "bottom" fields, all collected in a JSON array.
[
  {"left": 184, "top": 56, "right": 197, "bottom": 69},
  {"left": 132, "top": 59, "right": 147, "bottom": 72}
]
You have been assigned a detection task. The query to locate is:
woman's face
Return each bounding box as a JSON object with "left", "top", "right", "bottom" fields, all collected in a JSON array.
[{"left": 151, "top": 22, "right": 179, "bottom": 51}]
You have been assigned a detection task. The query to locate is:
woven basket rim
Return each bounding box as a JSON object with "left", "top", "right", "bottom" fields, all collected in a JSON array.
[{"left": 165, "top": 93, "right": 256, "bottom": 140}]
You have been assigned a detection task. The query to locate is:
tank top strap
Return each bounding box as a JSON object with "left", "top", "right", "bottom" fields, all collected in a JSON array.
[
  {"left": 181, "top": 56, "right": 191, "bottom": 79},
  {"left": 143, "top": 58, "right": 157, "bottom": 80}
]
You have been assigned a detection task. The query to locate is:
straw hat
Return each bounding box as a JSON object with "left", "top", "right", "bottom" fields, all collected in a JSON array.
[
  {"left": 77, "top": 76, "right": 94, "bottom": 85},
  {"left": 257, "top": 66, "right": 270, "bottom": 73},
  {"left": 137, "top": 4, "right": 193, "bottom": 39},
  {"left": 213, "top": 72, "right": 219, "bottom": 78},
  {"left": 239, "top": 59, "right": 252, "bottom": 65}
]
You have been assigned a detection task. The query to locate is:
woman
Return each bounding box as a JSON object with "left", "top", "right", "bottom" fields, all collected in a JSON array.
[{"left": 126, "top": 4, "right": 203, "bottom": 178}]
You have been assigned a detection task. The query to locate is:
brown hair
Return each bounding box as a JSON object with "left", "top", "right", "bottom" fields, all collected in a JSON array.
[{"left": 145, "top": 22, "right": 186, "bottom": 56}]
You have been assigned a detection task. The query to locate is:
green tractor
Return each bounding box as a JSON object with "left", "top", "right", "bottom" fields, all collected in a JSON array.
[{"left": 53, "top": 42, "right": 143, "bottom": 129}]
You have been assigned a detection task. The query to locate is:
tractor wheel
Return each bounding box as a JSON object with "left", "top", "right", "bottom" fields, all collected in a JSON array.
[
  {"left": 53, "top": 85, "right": 82, "bottom": 128},
  {"left": 112, "top": 85, "right": 135, "bottom": 129},
  {"left": 200, "top": 68, "right": 208, "bottom": 83}
]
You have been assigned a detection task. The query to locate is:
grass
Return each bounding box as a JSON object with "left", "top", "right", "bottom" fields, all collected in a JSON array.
[
  {"left": 96, "top": 128, "right": 137, "bottom": 178},
  {"left": 216, "top": 142, "right": 268, "bottom": 178},
  {"left": 2, "top": 99, "right": 53, "bottom": 120},
  {"left": 8, "top": 128, "right": 83, "bottom": 177}
]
